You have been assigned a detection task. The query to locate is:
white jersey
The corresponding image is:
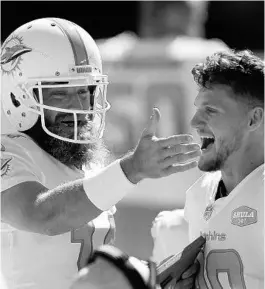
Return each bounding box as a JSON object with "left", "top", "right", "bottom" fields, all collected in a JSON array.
[
  {"left": 184, "top": 164, "right": 264, "bottom": 289},
  {"left": 1, "top": 133, "right": 116, "bottom": 289}
]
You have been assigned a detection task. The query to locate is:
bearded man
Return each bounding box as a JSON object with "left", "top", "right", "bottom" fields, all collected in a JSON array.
[{"left": 1, "top": 18, "right": 201, "bottom": 289}]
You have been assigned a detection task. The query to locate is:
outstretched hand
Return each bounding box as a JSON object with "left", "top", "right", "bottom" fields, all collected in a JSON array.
[{"left": 121, "top": 108, "right": 201, "bottom": 184}]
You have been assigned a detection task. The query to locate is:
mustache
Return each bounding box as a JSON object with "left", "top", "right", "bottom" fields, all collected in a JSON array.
[
  {"left": 46, "top": 119, "right": 97, "bottom": 142},
  {"left": 46, "top": 117, "right": 91, "bottom": 130},
  {"left": 54, "top": 113, "right": 92, "bottom": 125}
]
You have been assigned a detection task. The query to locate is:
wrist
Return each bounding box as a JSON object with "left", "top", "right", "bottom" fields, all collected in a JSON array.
[
  {"left": 82, "top": 160, "right": 135, "bottom": 211},
  {"left": 120, "top": 153, "right": 143, "bottom": 184}
]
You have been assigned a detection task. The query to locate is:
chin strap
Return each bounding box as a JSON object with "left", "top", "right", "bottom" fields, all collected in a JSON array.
[{"left": 86, "top": 245, "right": 157, "bottom": 289}]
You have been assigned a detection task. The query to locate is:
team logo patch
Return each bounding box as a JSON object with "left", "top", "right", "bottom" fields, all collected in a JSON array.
[
  {"left": 203, "top": 204, "right": 214, "bottom": 221},
  {"left": 1, "top": 157, "right": 12, "bottom": 177},
  {"left": 231, "top": 206, "right": 257, "bottom": 227},
  {"left": 1, "top": 144, "right": 12, "bottom": 177},
  {"left": 1, "top": 35, "right": 32, "bottom": 76}
]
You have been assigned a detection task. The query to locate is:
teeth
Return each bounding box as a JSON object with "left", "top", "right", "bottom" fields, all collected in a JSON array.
[
  {"left": 200, "top": 136, "right": 215, "bottom": 150},
  {"left": 200, "top": 136, "right": 214, "bottom": 141}
]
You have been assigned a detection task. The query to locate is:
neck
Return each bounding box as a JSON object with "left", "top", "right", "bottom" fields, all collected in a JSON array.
[{"left": 221, "top": 149, "right": 264, "bottom": 194}]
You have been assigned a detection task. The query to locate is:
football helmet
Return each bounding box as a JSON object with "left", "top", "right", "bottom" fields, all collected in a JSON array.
[
  {"left": 1, "top": 18, "right": 110, "bottom": 143},
  {"left": 84, "top": 245, "right": 158, "bottom": 289}
]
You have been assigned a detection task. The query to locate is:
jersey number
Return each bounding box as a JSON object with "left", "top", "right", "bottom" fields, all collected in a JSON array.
[
  {"left": 197, "top": 249, "right": 246, "bottom": 289},
  {"left": 71, "top": 214, "right": 115, "bottom": 270},
  {"left": 71, "top": 221, "right": 95, "bottom": 271}
]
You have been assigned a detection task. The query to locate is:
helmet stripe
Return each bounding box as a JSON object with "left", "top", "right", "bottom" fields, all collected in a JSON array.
[{"left": 51, "top": 18, "right": 89, "bottom": 66}]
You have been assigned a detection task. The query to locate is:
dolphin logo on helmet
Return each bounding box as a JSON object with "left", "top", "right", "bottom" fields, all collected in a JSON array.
[{"left": 1, "top": 35, "right": 32, "bottom": 75}]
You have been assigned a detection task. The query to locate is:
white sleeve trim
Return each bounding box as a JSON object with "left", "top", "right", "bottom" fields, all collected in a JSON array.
[{"left": 83, "top": 159, "right": 136, "bottom": 211}]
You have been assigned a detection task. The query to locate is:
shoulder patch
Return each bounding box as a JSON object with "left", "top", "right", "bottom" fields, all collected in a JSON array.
[
  {"left": 1, "top": 157, "right": 12, "bottom": 177},
  {"left": 231, "top": 206, "right": 257, "bottom": 227}
]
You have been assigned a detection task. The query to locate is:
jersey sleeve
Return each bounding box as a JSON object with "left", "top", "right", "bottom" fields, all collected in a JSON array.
[{"left": 1, "top": 135, "right": 44, "bottom": 192}]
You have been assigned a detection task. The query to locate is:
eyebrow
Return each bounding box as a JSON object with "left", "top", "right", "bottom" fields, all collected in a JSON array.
[
  {"left": 194, "top": 100, "right": 226, "bottom": 112},
  {"left": 194, "top": 100, "right": 220, "bottom": 108},
  {"left": 47, "top": 88, "right": 68, "bottom": 98},
  {"left": 200, "top": 101, "right": 213, "bottom": 107},
  {"left": 50, "top": 89, "right": 67, "bottom": 93}
]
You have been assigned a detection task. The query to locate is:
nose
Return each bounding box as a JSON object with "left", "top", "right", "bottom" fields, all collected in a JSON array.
[
  {"left": 68, "top": 94, "right": 90, "bottom": 111},
  {"left": 190, "top": 110, "right": 205, "bottom": 130}
]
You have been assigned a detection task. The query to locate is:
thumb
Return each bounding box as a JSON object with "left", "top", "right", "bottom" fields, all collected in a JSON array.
[{"left": 142, "top": 108, "right": 161, "bottom": 137}]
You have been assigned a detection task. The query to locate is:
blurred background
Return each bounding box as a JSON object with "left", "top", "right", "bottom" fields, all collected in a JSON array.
[{"left": 1, "top": 0, "right": 264, "bottom": 260}]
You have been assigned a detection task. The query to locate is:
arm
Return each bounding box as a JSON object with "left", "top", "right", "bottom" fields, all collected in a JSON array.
[
  {"left": 1, "top": 159, "right": 133, "bottom": 236},
  {"left": 1, "top": 180, "right": 100, "bottom": 236},
  {"left": 2, "top": 108, "right": 201, "bottom": 236}
]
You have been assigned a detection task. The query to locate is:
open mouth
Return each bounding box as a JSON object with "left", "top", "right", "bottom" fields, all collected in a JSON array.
[{"left": 201, "top": 136, "right": 215, "bottom": 151}]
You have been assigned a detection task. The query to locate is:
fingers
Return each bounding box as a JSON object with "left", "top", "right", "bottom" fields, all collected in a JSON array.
[
  {"left": 130, "top": 115, "right": 201, "bottom": 181},
  {"left": 162, "top": 161, "right": 198, "bottom": 176},
  {"left": 161, "top": 143, "right": 201, "bottom": 158},
  {"left": 158, "top": 134, "right": 194, "bottom": 148},
  {"left": 142, "top": 108, "right": 161, "bottom": 137},
  {"left": 161, "top": 150, "right": 201, "bottom": 168}
]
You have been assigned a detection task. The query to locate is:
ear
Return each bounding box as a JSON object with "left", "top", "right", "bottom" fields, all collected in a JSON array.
[{"left": 248, "top": 106, "right": 264, "bottom": 131}]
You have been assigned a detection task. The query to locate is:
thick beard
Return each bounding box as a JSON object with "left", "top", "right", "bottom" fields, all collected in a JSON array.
[
  {"left": 23, "top": 117, "right": 111, "bottom": 170},
  {"left": 198, "top": 130, "right": 244, "bottom": 172}
]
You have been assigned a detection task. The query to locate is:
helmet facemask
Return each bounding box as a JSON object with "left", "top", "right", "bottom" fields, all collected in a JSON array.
[{"left": 21, "top": 73, "right": 110, "bottom": 144}]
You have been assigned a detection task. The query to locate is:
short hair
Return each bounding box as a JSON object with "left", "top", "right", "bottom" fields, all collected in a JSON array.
[{"left": 191, "top": 50, "right": 264, "bottom": 108}]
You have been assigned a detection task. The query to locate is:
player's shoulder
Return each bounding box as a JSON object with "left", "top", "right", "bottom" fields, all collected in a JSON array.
[
  {"left": 245, "top": 164, "right": 264, "bottom": 195},
  {"left": 1, "top": 133, "right": 47, "bottom": 172},
  {"left": 186, "top": 171, "right": 221, "bottom": 200},
  {"left": 151, "top": 209, "right": 187, "bottom": 238},
  {"left": 2, "top": 133, "right": 38, "bottom": 150},
  {"left": 252, "top": 163, "right": 264, "bottom": 182},
  {"left": 1, "top": 133, "right": 44, "bottom": 158}
]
